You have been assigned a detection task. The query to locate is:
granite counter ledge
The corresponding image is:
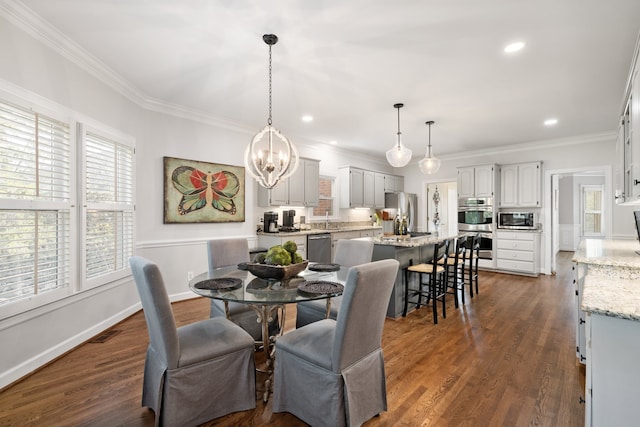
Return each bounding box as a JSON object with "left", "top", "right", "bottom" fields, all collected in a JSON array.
[{"left": 581, "top": 274, "right": 640, "bottom": 322}]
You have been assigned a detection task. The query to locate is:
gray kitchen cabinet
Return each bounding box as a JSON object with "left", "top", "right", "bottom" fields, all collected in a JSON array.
[
  {"left": 339, "top": 167, "right": 364, "bottom": 208},
  {"left": 498, "top": 161, "right": 541, "bottom": 207},
  {"left": 257, "top": 158, "right": 320, "bottom": 207},
  {"left": 383, "top": 174, "right": 395, "bottom": 192},
  {"left": 574, "top": 261, "right": 587, "bottom": 364},
  {"left": 374, "top": 172, "right": 386, "bottom": 208},
  {"left": 363, "top": 169, "right": 375, "bottom": 208},
  {"left": 457, "top": 164, "right": 495, "bottom": 198},
  {"left": 330, "top": 230, "right": 361, "bottom": 260},
  {"left": 585, "top": 310, "right": 640, "bottom": 426},
  {"left": 383, "top": 174, "right": 404, "bottom": 193}
]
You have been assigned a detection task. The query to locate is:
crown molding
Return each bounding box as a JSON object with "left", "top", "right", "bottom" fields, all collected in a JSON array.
[
  {"left": 434, "top": 131, "right": 617, "bottom": 162},
  {"left": 0, "top": 0, "right": 258, "bottom": 136}
]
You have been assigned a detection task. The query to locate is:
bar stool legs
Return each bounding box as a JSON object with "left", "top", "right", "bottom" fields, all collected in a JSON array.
[{"left": 402, "top": 240, "right": 449, "bottom": 324}]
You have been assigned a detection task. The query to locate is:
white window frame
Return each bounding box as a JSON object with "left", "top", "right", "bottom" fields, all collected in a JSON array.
[
  {"left": 78, "top": 122, "right": 135, "bottom": 290},
  {"left": 581, "top": 184, "right": 604, "bottom": 237},
  {"left": 310, "top": 175, "right": 337, "bottom": 220},
  {"left": 0, "top": 86, "right": 135, "bottom": 319}
]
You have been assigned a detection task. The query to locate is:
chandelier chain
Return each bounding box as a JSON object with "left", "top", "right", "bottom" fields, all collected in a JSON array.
[{"left": 268, "top": 44, "right": 273, "bottom": 126}]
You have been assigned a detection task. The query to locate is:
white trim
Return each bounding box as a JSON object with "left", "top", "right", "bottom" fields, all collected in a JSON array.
[
  {"left": 543, "top": 165, "right": 613, "bottom": 274},
  {"left": 136, "top": 235, "right": 260, "bottom": 250},
  {"left": 0, "top": 301, "right": 140, "bottom": 389}
]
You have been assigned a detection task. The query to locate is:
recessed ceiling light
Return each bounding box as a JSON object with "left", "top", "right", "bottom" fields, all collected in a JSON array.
[
  {"left": 302, "top": 115, "right": 313, "bottom": 122},
  {"left": 544, "top": 118, "right": 558, "bottom": 126},
  {"left": 504, "top": 41, "right": 525, "bottom": 53}
]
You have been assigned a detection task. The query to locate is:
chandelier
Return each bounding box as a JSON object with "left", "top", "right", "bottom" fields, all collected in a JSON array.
[
  {"left": 385, "top": 103, "right": 412, "bottom": 167},
  {"left": 244, "top": 34, "right": 298, "bottom": 189},
  {"left": 418, "top": 120, "right": 441, "bottom": 175}
]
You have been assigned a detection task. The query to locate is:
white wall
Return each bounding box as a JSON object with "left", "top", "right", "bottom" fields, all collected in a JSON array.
[
  {"left": 0, "top": 15, "right": 395, "bottom": 388},
  {"left": 0, "top": 12, "right": 635, "bottom": 387}
]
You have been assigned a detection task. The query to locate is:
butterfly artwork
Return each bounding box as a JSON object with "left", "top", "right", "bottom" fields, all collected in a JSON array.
[{"left": 164, "top": 157, "right": 245, "bottom": 224}]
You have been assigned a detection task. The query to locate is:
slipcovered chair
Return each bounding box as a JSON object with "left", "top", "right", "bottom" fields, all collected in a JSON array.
[
  {"left": 207, "top": 238, "right": 278, "bottom": 340},
  {"left": 273, "top": 258, "right": 399, "bottom": 426},
  {"left": 295, "top": 239, "right": 374, "bottom": 328},
  {"left": 129, "top": 256, "right": 256, "bottom": 427}
]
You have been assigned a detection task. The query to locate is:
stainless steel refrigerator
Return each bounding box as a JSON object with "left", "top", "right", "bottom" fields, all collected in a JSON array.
[{"left": 384, "top": 192, "right": 418, "bottom": 233}]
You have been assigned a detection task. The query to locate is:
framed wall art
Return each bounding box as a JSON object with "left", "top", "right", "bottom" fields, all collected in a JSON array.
[{"left": 163, "top": 156, "right": 245, "bottom": 224}]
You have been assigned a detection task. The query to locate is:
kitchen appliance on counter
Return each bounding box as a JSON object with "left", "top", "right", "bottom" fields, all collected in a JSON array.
[
  {"left": 280, "top": 209, "right": 297, "bottom": 232},
  {"left": 497, "top": 212, "right": 537, "bottom": 230},
  {"left": 385, "top": 192, "right": 417, "bottom": 233},
  {"left": 264, "top": 211, "right": 278, "bottom": 233}
]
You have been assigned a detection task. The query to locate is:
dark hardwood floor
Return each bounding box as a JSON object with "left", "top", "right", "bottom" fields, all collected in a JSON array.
[{"left": 0, "top": 252, "right": 584, "bottom": 426}]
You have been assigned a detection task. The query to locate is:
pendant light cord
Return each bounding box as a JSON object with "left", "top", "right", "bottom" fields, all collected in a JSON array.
[
  {"left": 396, "top": 104, "right": 402, "bottom": 147},
  {"left": 268, "top": 44, "right": 273, "bottom": 126}
]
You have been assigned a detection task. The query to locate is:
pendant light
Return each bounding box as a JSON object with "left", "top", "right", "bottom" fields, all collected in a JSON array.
[
  {"left": 244, "top": 34, "right": 298, "bottom": 189},
  {"left": 418, "top": 120, "right": 441, "bottom": 175},
  {"left": 386, "top": 103, "right": 412, "bottom": 167}
]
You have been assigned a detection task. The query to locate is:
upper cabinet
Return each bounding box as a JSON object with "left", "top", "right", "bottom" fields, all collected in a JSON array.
[
  {"left": 339, "top": 167, "right": 391, "bottom": 209},
  {"left": 615, "top": 37, "right": 640, "bottom": 204},
  {"left": 499, "top": 161, "right": 542, "bottom": 208},
  {"left": 257, "top": 158, "right": 320, "bottom": 207},
  {"left": 383, "top": 174, "right": 404, "bottom": 193},
  {"left": 374, "top": 173, "right": 386, "bottom": 208},
  {"left": 457, "top": 164, "right": 495, "bottom": 199}
]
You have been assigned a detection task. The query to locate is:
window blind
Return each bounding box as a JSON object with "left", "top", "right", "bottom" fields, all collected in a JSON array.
[
  {"left": 84, "top": 131, "right": 134, "bottom": 281},
  {"left": 0, "top": 101, "right": 71, "bottom": 305}
]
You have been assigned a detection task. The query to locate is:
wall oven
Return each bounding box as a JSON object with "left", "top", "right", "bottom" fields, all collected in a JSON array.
[
  {"left": 458, "top": 197, "right": 494, "bottom": 260},
  {"left": 474, "top": 231, "right": 493, "bottom": 260},
  {"left": 458, "top": 197, "right": 493, "bottom": 232}
]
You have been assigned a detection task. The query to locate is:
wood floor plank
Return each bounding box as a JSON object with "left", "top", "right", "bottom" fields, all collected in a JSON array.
[{"left": 0, "top": 253, "right": 584, "bottom": 426}]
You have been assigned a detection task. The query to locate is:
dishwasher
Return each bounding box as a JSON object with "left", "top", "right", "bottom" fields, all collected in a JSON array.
[{"left": 307, "top": 233, "right": 332, "bottom": 263}]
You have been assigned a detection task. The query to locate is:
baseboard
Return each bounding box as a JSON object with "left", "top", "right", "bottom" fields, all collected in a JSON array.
[{"left": 0, "top": 302, "right": 141, "bottom": 390}]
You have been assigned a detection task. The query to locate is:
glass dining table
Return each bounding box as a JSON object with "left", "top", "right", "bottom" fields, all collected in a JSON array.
[{"left": 189, "top": 263, "right": 347, "bottom": 402}]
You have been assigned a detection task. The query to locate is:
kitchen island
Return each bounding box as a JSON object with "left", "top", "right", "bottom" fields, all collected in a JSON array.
[
  {"left": 356, "top": 232, "right": 459, "bottom": 318},
  {"left": 572, "top": 238, "right": 640, "bottom": 427}
]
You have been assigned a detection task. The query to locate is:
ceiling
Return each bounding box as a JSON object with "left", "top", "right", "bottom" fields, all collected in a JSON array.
[{"left": 7, "top": 0, "right": 640, "bottom": 161}]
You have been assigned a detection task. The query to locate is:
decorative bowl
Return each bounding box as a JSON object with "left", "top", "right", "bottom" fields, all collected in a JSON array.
[{"left": 246, "top": 260, "right": 309, "bottom": 281}]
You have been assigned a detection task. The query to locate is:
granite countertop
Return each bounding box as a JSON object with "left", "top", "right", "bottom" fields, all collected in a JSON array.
[
  {"left": 361, "top": 231, "right": 460, "bottom": 248},
  {"left": 575, "top": 238, "right": 640, "bottom": 322},
  {"left": 582, "top": 274, "right": 640, "bottom": 321},
  {"left": 257, "top": 226, "right": 382, "bottom": 237},
  {"left": 573, "top": 238, "right": 640, "bottom": 268}
]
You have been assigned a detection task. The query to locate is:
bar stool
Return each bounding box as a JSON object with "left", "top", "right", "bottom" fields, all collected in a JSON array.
[
  {"left": 462, "top": 233, "right": 480, "bottom": 299},
  {"left": 403, "top": 239, "right": 449, "bottom": 324},
  {"left": 439, "top": 235, "right": 467, "bottom": 308}
]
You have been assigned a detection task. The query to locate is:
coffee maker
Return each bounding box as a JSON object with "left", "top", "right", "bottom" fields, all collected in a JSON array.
[
  {"left": 263, "top": 211, "right": 278, "bottom": 233},
  {"left": 281, "top": 209, "right": 296, "bottom": 231}
]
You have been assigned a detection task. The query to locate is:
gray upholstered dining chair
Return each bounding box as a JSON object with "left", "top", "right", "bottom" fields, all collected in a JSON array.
[
  {"left": 207, "top": 238, "right": 278, "bottom": 340},
  {"left": 129, "top": 256, "right": 256, "bottom": 427},
  {"left": 273, "top": 258, "right": 399, "bottom": 427},
  {"left": 295, "top": 239, "right": 374, "bottom": 328}
]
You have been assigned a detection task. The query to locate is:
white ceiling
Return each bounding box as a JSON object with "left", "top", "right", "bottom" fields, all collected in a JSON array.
[{"left": 7, "top": 0, "right": 640, "bottom": 160}]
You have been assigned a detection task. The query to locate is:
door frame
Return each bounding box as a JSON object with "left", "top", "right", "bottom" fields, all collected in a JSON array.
[{"left": 543, "top": 165, "right": 612, "bottom": 275}]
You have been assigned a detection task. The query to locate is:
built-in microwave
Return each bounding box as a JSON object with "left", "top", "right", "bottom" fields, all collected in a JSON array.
[{"left": 498, "top": 212, "right": 537, "bottom": 230}]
